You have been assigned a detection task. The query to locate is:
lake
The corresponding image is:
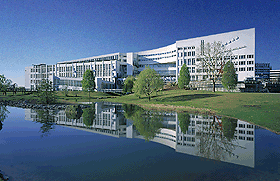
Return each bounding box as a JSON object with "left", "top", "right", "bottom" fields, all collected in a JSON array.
[{"left": 0, "top": 102, "right": 279, "bottom": 181}]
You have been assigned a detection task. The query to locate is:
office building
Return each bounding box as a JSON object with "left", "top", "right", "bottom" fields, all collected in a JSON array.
[{"left": 25, "top": 28, "right": 255, "bottom": 91}]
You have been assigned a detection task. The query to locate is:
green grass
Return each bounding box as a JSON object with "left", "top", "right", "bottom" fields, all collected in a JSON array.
[
  {"left": 1, "top": 90, "right": 279, "bottom": 134},
  {"left": 55, "top": 91, "right": 118, "bottom": 104},
  {"left": 0, "top": 91, "right": 117, "bottom": 104}
]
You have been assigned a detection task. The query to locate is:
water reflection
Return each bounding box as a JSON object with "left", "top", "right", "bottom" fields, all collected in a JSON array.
[
  {"left": 123, "top": 104, "right": 163, "bottom": 141},
  {"left": 31, "top": 109, "right": 58, "bottom": 137},
  {"left": 0, "top": 105, "right": 10, "bottom": 131},
  {"left": 24, "top": 102, "right": 255, "bottom": 168}
]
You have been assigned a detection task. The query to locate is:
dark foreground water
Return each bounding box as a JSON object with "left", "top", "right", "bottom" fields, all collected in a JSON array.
[{"left": 0, "top": 104, "right": 279, "bottom": 181}]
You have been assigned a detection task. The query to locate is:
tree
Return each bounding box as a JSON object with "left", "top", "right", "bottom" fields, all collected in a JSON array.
[
  {"left": 18, "top": 87, "right": 26, "bottom": 95},
  {"left": 81, "top": 70, "right": 95, "bottom": 99},
  {"left": 0, "top": 75, "right": 12, "bottom": 96},
  {"left": 63, "top": 84, "right": 69, "bottom": 97},
  {"left": 34, "top": 109, "right": 57, "bottom": 137},
  {"left": 0, "top": 105, "right": 9, "bottom": 131},
  {"left": 221, "top": 61, "right": 238, "bottom": 91},
  {"left": 196, "top": 116, "right": 242, "bottom": 161},
  {"left": 65, "top": 105, "right": 83, "bottom": 120},
  {"left": 123, "top": 76, "right": 135, "bottom": 93},
  {"left": 133, "top": 67, "right": 164, "bottom": 101},
  {"left": 178, "top": 112, "right": 190, "bottom": 134},
  {"left": 178, "top": 64, "right": 190, "bottom": 89},
  {"left": 197, "top": 41, "right": 232, "bottom": 92},
  {"left": 222, "top": 117, "right": 237, "bottom": 141},
  {"left": 82, "top": 106, "right": 95, "bottom": 127},
  {"left": 36, "top": 79, "right": 56, "bottom": 104}
]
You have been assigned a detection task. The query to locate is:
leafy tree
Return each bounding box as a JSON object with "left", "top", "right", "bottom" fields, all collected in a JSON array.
[
  {"left": 65, "top": 105, "right": 83, "bottom": 119},
  {"left": 81, "top": 70, "right": 95, "bottom": 99},
  {"left": 133, "top": 67, "right": 164, "bottom": 101},
  {"left": 63, "top": 84, "right": 69, "bottom": 97},
  {"left": 0, "top": 105, "right": 9, "bottom": 131},
  {"left": 34, "top": 109, "right": 57, "bottom": 137},
  {"left": 221, "top": 61, "right": 238, "bottom": 91},
  {"left": 36, "top": 79, "right": 56, "bottom": 104},
  {"left": 222, "top": 117, "right": 237, "bottom": 141},
  {"left": 178, "top": 112, "right": 190, "bottom": 134},
  {"left": 123, "top": 105, "right": 163, "bottom": 141},
  {"left": 82, "top": 106, "right": 95, "bottom": 127},
  {"left": 0, "top": 75, "right": 12, "bottom": 96},
  {"left": 197, "top": 41, "right": 232, "bottom": 92},
  {"left": 122, "top": 104, "right": 141, "bottom": 120},
  {"left": 123, "top": 76, "right": 135, "bottom": 93},
  {"left": 133, "top": 109, "right": 163, "bottom": 141},
  {"left": 178, "top": 64, "right": 190, "bottom": 89},
  {"left": 18, "top": 87, "right": 26, "bottom": 95}
]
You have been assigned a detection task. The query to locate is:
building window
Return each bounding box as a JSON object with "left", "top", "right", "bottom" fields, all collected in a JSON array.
[
  {"left": 247, "top": 131, "right": 254, "bottom": 135},
  {"left": 247, "top": 137, "right": 254, "bottom": 141},
  {"left": 247, "top": 55, "right": 254, "bottom": 59},
  {"left": 239, "top": 136, "right": 245, "bottom": 140},
  {"left": 239, "top": 55, "right": 246, "bottom": 59},
  {"left": 247, "top": 124, "right": 254, "bottom": 129},
  {"left": 247, "top": 67, "right": 254, "bottom": 71},
  {"left": 188, "top": 59, "right": 191, "bottom": 65},
  {"left": 192, "top": 58, "right": 195, "bottom": 65},
  {"left": 239, "top": 61, "right": 246, "bottom": 65},
  {"left": 247, "top": 61, "right": 254, "bottom": 65},
  {"left": 239, "top": 67, "right": 245, "bottom": 71},
  {"left": 192, "top": 51, "right": 195, "bottom": 56},
  {"left": 239, "top": 124, "right": 245, "bottom": 128},
  {"left": 192, "top": 67, "right": 195, "bottom": 73},
  {"left": 239, "top": 130, "right": 245, "bottom": 134}
]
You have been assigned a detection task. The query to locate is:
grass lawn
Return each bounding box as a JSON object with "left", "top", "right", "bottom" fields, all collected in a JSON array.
[{"left": 0, "top": 91, "right": 118, "bottom": 104}]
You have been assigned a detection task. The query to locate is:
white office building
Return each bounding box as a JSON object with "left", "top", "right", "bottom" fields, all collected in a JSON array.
[{"left": 25, "top": 28, "right": 255, "bottom": 91}]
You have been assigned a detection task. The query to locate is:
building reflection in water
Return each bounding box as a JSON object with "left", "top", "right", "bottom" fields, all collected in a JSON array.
[{"left": 25, "top": 102, "right": 255, "bottom": 168}]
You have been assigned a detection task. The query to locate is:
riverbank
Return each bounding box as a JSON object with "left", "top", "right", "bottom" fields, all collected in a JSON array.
[
  {"left": 103, "top": 89, "right": 280, "bottom": 134},
  {"left": 0, "top": 90, "right": 279, "bottom": 134}
]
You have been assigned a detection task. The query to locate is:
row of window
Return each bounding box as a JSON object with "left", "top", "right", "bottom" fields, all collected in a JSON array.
[
  {"left": 238, "top": 136, "right": 254, "bottom": 141},
  {"left": 178, "top": 46, "right": 195, "bottom": 50},
  {"left": 179, "top": 58, "right": 196, "bottom": 66},
  {"left": 239, "top": 124, "right": 254, "bottom": 128},
  {"left": 138, "top": 50, "right": 176, "bottom": 57},
  {"left": 139, "top": 54, "right": 176, "bottom": 61},
  {"left": 238, "top": 130, "right": 254, "bottom": 135},
  {"left": 178, "top": 51, "right": 195, "bottom": 57},
  {"left": 237, "top": 67, "right": 254, "bottom": 72},
  {"left": 139, "top": 63, "right": 176, "bottom": 68}
]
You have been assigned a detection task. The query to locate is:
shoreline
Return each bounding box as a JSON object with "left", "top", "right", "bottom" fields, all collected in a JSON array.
[{"left": 0, "top": 90, "right": 279, "bottom": 134}]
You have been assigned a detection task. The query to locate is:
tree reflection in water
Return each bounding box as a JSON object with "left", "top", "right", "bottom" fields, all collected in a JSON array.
[
  {"left": 178, "top": 112, "right": 190, "bottom": 134},
  {"left": 33, "top": 109, "right": 57, "bottom": 137},
  {"left": 0, "top": 105, "right": 10, "bottom": 131},
  {"left": 196, "top": 116, "right": 243, "bottom": 161},
  {"left": 82, "top": 105, "right": 95, "bottom": 127},
  {"left": 123, "top": 104, "right": 163, "bottom": 141}
]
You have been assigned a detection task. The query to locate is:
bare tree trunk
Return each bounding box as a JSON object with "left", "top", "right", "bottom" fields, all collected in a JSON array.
[{"left": 212, "top": 79, "right": 216, "bottom": 92}]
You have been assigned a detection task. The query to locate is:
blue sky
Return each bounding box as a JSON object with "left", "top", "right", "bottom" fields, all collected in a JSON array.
[{"left": 1, "top": 0, "right": 279, "bottom": 86}]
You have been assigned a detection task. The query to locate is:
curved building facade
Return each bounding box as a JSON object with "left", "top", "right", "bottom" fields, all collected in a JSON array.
[{"left": 25, "top": 28, "right": 255, "bottom": 91}]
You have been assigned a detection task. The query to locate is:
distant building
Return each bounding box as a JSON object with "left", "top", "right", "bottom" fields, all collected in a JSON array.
[
  {"left": 25, "top": 28, "right": 256, "bottom": 91},
  {"left": 270, "top": 70, "right": 280, "bottom": 82},
  {"left": 255, "top": 63, "right": 271, "bottom": 80}
]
